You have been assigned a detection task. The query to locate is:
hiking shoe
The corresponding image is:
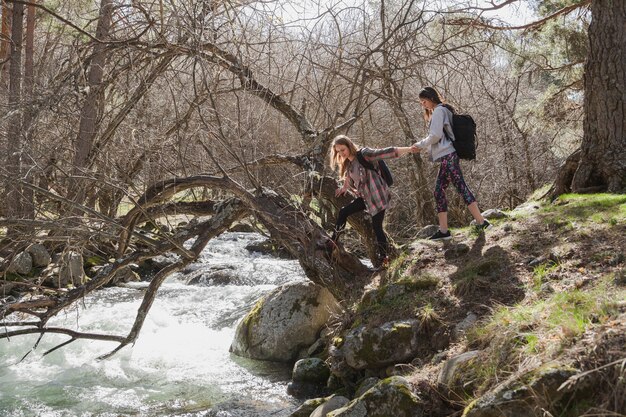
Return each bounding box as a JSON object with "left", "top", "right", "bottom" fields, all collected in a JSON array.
[
  {"left": 476, "top": 219, "right": 492, "bottom": 232},
  {"left": 428, "top": 230, "right": 452, "bottom": 241}
]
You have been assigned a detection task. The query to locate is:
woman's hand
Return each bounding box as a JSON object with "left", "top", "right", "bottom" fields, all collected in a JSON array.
[
  {"left": 335, "top": 187, "right": 347, "bottom": 197},
  {"left": 396, "top": 145, "right": 421, "bottom": 156}
]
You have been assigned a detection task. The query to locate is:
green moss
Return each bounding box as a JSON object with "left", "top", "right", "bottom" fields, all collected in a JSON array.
[
  {"left": 241, "top": 297, "right": 265, "bottom": 341},
  {"left": 331, "top": 336, "right": 344, "bottom": 348},
  {"left": 543, "top": 193, "right": 626, "bottom": 223},
  {"left": 84, "top": 255, "right": 106, "bottom": 267},
  {"left": 396, "top": 273, "right": 439, "bottom": 291},
  {"left": 355, "top": 323, "right": 415, "bottom": 366},
  {"left": 349, "top": 377, "right": 422, "bottom": 416},
  {"left": 462, "top": 398, "right": 479, "bottom": 416}
]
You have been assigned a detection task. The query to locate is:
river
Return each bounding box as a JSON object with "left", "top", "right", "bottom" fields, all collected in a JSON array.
[{"left": 0, "top": 232, "right": 306, "bottom": 416}]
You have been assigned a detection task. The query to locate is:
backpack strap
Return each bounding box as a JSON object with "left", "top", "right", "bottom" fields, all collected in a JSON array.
[
  {"left": 440, "top": 106, "right": 455, "bottom": 143},
  {"left": 356, "top": 150, "right": 377, "bottom": 171},
  {"left": 356, "top": 149, "right": 393, "bottom": 186}
]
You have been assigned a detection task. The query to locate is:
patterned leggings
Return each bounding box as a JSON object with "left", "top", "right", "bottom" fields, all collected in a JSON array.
[{"left": 434, "top": 152, "right": 476, "bottom": 213}]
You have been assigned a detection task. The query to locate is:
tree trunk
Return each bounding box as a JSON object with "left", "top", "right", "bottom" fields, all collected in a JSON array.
[
  {"left": 569, "top": 0, "right": 626, "bottom": 193},
  {"left": 21, "top": 1, "right": 36, "bottom": 223},
  {"left": 68, "top": 0, "right": 113, "bottom": 206},
  {"left": 0, "top": 2, "right": 11, "bottom": 87},
  {"left": 4, "top": 3, "right": 24, "bottom": 232}
]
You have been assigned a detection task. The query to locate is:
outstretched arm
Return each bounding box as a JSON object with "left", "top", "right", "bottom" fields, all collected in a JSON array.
[
  {"left": 396, "top": 146, "right": 421, "bottom": 156},
  {"left": 361, "top": 146, "right": 420, "bottom": 161}
]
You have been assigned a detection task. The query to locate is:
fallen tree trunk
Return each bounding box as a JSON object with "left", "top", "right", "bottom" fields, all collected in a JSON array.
[{"left": 1, "top": 173, "right": 372, "bottom": 357}]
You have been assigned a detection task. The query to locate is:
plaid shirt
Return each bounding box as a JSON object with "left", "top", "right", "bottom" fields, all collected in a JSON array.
[{"left": 345, "top": 147, "right": 399, "bottom": 216}]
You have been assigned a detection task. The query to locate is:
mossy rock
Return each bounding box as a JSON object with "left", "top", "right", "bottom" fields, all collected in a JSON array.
[
  {"left": 328, "top": 376, "right": 424, "bottom": 417},
  {"left": 342, "top": 320, "right": 420, "bottom": 370},
  {"left": 230, "top": 281, "right": 341, "bottom": 362},
  {"left": 462, "top": 363, "right": 578, "bottom": 417},
  {"left": 292, "top": 358, "right": 331, "bottom": 384},
  {"left": 289, "top": 397, "right": 327, "bottom": 417}
]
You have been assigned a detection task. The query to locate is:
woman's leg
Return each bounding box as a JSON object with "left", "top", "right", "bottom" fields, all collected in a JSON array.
[
  {"left": 447, "top": 153, "right": 488, "bottom": 224},
  {"left": 437, "top": 211, "right": 448, "bottom": 233},
  {"left": 434, "top": 157, "right": 452, "bottom": 232},
  {"left": 468, "top": 202, "right": 486, "bottom": 224},
  {"left": 447, "top": 153, "right": 490, "bottom": 227},
  {"left": 332, "top": 197, "right": 366, "bottom": 242},
  {"left": 371, "top": 210, "right": 388, "bottom": 258}
]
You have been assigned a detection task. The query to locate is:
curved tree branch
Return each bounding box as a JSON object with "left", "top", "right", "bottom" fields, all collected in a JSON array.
[{"left": 448, "top": 0, "right": 591, "bottom": 31}]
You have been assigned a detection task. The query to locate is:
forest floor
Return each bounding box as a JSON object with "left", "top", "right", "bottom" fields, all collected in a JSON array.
[{"left": 348, "top": 192, "right": 626, "bottom": 415}]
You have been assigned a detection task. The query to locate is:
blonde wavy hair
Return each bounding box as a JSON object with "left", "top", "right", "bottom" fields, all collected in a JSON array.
[{"left": 329, "top": 135, "right": 358, "bottom": 179}]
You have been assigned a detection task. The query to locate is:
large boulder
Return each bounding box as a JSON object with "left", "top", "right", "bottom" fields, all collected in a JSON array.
[
  {"left": 341, "top": 320, "right": 421, "bottom": 370},
  {"left": 26, "top": 244, "right": 51, "bottom": 267},
  {"left": 288, "top": 357, "right": 331, "bottom": 399},
  {"left": 328, "top": 376, "right": 424, "bottom": 417},
  {"left": 7, "top": 252, "right": 33, "bottom": 275},
  {"left": 111, "top": 265, "right": 141, "bottom": 284},
  {"left": 58, "top": 251, "right": 85, "bottom": 287},
  {"left": 230, "top": 281, "right": 341, "bottom": 362},
  {"left": 292, "top": 358, "right": 331, "bottom": 384}
]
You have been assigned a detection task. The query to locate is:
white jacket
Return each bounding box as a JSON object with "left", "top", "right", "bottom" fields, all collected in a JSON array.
[{"left": 414, "top": 104, "right": 456, "bottom": 162}]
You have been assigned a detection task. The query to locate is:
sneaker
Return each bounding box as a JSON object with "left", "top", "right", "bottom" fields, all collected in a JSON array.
[
  {"left": 429, "top": 230, "right": 452, "bottom": 241},
  {"left": 476, "top": 219, "right": 492, "bottom": 232}
]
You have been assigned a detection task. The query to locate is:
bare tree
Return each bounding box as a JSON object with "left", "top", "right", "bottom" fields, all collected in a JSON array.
[
  {"left": 66, "top": 0, "right": 113, "bottom": 209},
  {"left": 3, "top": 1, "right": 24, "bottom": 236}
]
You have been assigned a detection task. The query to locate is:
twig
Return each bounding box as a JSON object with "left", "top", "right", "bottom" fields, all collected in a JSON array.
[{"left": 558, "top": 358, "right": 626, "bottom": 391}]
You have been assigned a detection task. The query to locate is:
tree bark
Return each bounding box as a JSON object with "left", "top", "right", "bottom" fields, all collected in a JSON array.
[
  {"left": 68, "top": 0, "right": 113, "bottom": 206},
  {"left": 570, "top": 0, "right": 626, "bottom": 193},
  {"left": 21, "top": 1, "right": 36, "bottom": 223},
  {"left": 3, "top": 2, "right": 24, "bottom": 232},
  {"left": 0, "top": 2, "right": 11, "bottom": 86}
]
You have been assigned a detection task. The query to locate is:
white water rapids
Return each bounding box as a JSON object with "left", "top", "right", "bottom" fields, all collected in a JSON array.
[{"left": 0, "top": 232, "right": 307, "bottom": 416}]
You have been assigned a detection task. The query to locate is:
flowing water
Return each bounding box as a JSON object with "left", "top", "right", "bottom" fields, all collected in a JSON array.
[{"left": 0, "top": 232, "right": 307, "bottom": 417}]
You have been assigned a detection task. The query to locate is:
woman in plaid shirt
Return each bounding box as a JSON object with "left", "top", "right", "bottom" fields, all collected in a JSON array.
[{"left": 329, "top": 135, "right": 419, "bottom": 266}]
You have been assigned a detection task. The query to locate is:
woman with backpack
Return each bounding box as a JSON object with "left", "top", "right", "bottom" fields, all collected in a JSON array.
[
  {"left": 327, "top": 135, "right": 419, "bottom": 267},
  {"left": 414, "top": 87, "right": 490, "bottom": 241}
]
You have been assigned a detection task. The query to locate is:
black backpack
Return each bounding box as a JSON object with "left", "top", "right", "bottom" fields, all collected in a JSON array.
[
  {"left": 444, "top": 109, "right": 477, "bottom": 160},
  {"left": 356, "top": 150, "right": 394, "bottom": 186}
]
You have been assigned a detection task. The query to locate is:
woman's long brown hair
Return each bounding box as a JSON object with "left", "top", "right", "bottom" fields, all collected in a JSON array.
[{"left": 418, "top": 87, "right": 455, "bottom": 122}]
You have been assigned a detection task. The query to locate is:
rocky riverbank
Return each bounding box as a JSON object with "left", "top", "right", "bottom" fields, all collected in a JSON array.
[{"left": 235, "top": 193, "right": 625, "bottom": 417}]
